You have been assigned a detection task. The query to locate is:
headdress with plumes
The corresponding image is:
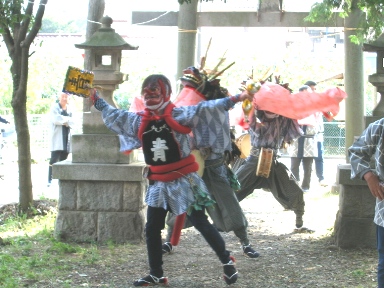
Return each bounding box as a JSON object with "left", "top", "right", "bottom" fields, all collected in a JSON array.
[{"left": 179, "top": 37, "right": 235, "bottom": 101}]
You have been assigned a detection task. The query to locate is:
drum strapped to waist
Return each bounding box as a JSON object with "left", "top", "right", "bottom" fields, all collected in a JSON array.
[
  {"left": 252, "top": 147, "right": 275, "bottom": 178},
  {"left": 191, "top": 149, "right": 205, "bottom": 177},
  {"left": 235, "top": 133, "right": 251, "bottom": 159}
]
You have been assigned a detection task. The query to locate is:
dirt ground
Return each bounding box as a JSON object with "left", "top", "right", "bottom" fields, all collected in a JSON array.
[
  {"left": 1, "top": 185, "right": 378, "bottom": 288},
  {"left": 142, "top": 188, "right": 377, "bottom": 288}
]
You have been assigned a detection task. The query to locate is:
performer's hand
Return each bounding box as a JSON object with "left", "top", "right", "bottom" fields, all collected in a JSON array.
[
  {"left": 238, "top": 90, "right": 254, "bottom": 102},
  {"left": 89, "top": 88, "right": 100, "bottom": 106},
  {"left": 364, "top": 171, "right": 384, "bottom": 201}
]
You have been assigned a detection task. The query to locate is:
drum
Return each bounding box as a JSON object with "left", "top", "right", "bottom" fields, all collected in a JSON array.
[
  {"left": 235, "top": 133, "right": 251, "bottom": 159},
  {"left": 256, "top": 147, "right": 274, "bottom": 178},
  {"left": 191, "top": 149, "right": 205, "bottom": 177}
]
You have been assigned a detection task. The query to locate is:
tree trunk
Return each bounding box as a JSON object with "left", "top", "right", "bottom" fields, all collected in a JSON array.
[
  {"left": 83, "top": 0, "right": 105, "bottom": 112},
  {"left": 0, "top": 0, "right": 48, "bottom": 213},
  {"left": 11, "top": 48, "right": 33, "bottom": 211}
]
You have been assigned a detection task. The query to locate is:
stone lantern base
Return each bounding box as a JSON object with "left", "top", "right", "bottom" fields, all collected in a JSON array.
[
  {"left": 335, "top": 164, "right": 376, "bottom": 249},
  {"left": 53, "top": 160, "right": 147, "bottom": 243}
]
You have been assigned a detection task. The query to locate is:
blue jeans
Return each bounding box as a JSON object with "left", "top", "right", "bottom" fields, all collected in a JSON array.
[
  {"left": 314, "top": 141, "right": 324, "bottom": 181},
  {"left": 378, "top": 225, "right": 384, "bottom": 288}
]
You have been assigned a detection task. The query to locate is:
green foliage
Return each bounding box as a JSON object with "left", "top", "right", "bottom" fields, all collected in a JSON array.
[
  {"left": 305, "top": 0, "right": 384, "bottom": 44},
  {"left": 41, "top": 17, "right": 86, "bottom": 33},
  {"left": 114, "top": 90, "right": 131, "bottom": 109},
  {"left": 187, "top": 182, "right": 216, "bottom": 214},
  {"left": 0, "top": 0, "right": 25, "bottom": 33},
  {"left": 350, "top": 269, "right": 366, "bottom": 278},
  {"left": 0, "top": 207, "right": 145, "bottom": 287}
]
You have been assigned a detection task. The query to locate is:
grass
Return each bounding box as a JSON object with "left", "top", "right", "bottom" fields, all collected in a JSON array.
[{"left": 0, "top": 209, "right": 140, "bottom": 288}]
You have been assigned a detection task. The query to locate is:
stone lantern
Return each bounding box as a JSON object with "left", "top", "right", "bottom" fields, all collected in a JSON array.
[
  {"left": 363, "top": 32, "right": 384, "bottom": 125},
  {"left": 53, "top": 16, "right": 146, "bottom": 244},
  {"left": 72, "top": 15, "right": 138, "bottom": 163},
  {"left": 75, "top": 15, "right": 138, "bottom": 108}
]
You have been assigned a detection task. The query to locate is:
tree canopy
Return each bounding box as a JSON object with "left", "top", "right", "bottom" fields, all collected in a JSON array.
[{"left": 305, "top": 0, "right": 384, "bottom": 44}]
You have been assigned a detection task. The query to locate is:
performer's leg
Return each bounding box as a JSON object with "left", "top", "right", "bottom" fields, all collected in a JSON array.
[
  {"left": 162, "top": 211, "right": 194, "bottom": 254},
  {"left": 267, "top": 161, "right": 305, "bottom": 228},
  {"left": 187, "top": 208, "right": 237, "bottom": 284},
  {"left": 232, "top": 226, "right": 260, "bottom": 258},
  {"left": 161, "top": 212, "right": 175, "bottom": 254},
  {"left": 235, "top": 156, "right": 266, "bottom": 202},
  {"left": 203, "top": 163, "right": 247, "bottom": 232},
  {"left": 164, "top": 212, "right": 173, "bottom": 243},
  {"left": 134, "top": 206, "right": 169, "bottom": 286},
  {"left": 145, "top": 206, "right": 167, "bottom": 277},
  {"left": 301, "top": 157, "right": 314, "bottom": 190},
  {"left": 187, "top": 208, "right": 230, "bottom": 262}
]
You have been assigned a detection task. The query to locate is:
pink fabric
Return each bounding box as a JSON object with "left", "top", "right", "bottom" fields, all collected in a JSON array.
[
  {"left": 252, "top": 82, "right": 347, "bottom": 120},
  {"left": 229, "top": 103, "right": 250, "bottom": 130},
  {"left": 298, "top": 113, "right": 319, "bottom": 126},
  {"left": 128, "top": 96, "right": 145, "bottom": 112},
  {"left": 173, "top": 87, "right": 206, "bottom": 107}
]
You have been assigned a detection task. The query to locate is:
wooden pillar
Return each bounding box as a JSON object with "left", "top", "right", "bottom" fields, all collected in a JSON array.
[
  {"left": 176, "top": 0, "right": 198, "bottom": 82},
  {"left": 344, "top": 1, "right": 365, "bottom": 161}
]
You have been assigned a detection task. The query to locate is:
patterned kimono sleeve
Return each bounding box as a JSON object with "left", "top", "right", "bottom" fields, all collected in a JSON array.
[
  {"left": 283, "top": 118, "right": 303, "bottom": 144},
  {"left": 100, "top": 103, "right": 142, "bottom": 150},
  {"left": 176, "top": 97, "right": 235, "bottom": 127},
  {"left": 349, "top": 120, "right": 384, "bottom": 180}
]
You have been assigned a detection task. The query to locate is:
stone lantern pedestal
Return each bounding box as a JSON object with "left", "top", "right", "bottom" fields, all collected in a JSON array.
[{"left": 53, "top": 16, "right": 146, "bottom": 243}]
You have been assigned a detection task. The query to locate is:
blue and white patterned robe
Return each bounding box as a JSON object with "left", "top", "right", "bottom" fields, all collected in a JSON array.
[
  {"left": 97, "top": 97, "right": 237, "bottom": 216},
  {"left": 349, "top": 118, "right": 384, "bottom": 228}
]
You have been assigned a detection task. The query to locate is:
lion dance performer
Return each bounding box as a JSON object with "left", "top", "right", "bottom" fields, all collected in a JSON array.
[
  {"left": 161, "top": 66, "right": 260, "bottom": 259},
  {"left": 90, "top": 74, "right": 253, "bottom": 286},
  {"left": 232, "top": 78, "right": 347, "bottom": 229}
]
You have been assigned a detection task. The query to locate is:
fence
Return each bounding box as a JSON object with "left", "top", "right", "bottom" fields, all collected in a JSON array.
[
  {"left": 2, "top": 115, "right": 347, "bottom": 161},
  {"left": 323, "top": 121, "right": 345, "bottom": 157}
]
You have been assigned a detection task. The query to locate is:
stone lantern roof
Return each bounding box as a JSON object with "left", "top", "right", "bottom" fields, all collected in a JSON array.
[
  {"left": 363, "top": 32, "right": 384, "bottom": 52},
  {"left": 75, "top": 16, "right": 138, "bottom": 50}
]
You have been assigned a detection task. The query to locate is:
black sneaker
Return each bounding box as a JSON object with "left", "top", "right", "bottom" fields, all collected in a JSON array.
[
  {"left": 242, "top": 244, "right": 260, "bottom": 258},
  {"left": 223, "top": 256, "right": 238, "bottom": 285},
  {"left": 162, "top": 242, "right": 173, "bottom": 255},
  {"left": 133, "top": 274, "right": 168, "bottom": 286}
]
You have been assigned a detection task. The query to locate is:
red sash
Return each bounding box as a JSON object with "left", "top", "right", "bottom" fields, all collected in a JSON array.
[{"left": 147, "top": 154, "right": 198, "bottom": 182}]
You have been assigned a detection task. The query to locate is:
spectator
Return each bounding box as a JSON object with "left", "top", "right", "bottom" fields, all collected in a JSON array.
[
  {"left": 304, "top": 80, "right": 327, "bottom": 187},
  {"left": 288, "top": 121, "right": 318, "bottom": 192},
  {"left": 348, "top": 117, "right": 384, "bottom": 288},
  {"left": 47, "top": 92, "right": 74, "bottom": 186}
]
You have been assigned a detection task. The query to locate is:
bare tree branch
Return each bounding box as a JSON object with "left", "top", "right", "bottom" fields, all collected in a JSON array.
[{"left": 23, "top": 0, "right": 48, "bottom": 47}]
